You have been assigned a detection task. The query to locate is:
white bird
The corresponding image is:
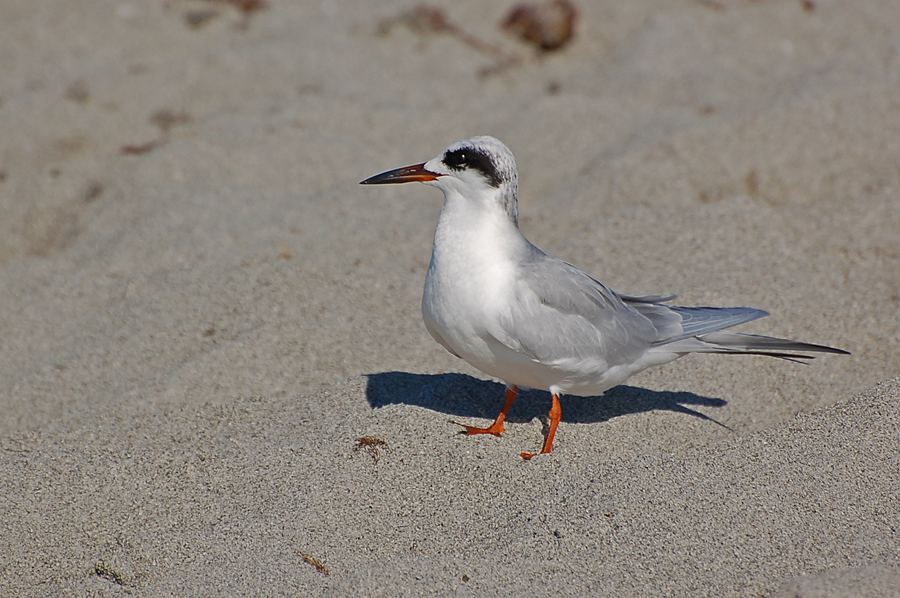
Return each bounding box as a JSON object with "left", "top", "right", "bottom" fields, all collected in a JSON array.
[{"left": 361, "top": 136, "right": 848, "bottom": 458}]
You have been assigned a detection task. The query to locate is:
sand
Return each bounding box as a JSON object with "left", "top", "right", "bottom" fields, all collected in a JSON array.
[{"left": 1, "top": 0, "right": 898, "bottom": 595}]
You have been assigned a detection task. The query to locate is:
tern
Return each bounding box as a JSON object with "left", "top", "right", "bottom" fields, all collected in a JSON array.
[{"left": 361, "top": 136, "right": 848, "bottom": 458}]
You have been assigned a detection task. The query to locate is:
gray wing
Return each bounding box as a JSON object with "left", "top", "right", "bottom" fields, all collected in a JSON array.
[
  {"left": 488, "top": 245, "right": 782, "bottom": 370},
  {"left": 626, "top": 303, "right": 768, "bottom": 346},
  {"left": 485, "top": 244, "right": 845, "bottom": 367},
  {"left": 489, "top": 251, "right": 661, "bottom": 369},
  {"left": 621, "top": 297, "right": 847, "bottom": 358}
]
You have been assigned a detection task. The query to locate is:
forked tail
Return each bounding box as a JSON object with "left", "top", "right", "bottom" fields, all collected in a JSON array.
[
  {"left": 690, "top": 331, "right": 850, "bottom": 362},
  {"left": 632, "top": 303, "right": 850, "bottom": 361}
]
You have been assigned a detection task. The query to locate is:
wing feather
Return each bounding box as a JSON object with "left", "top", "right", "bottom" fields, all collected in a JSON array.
[
  {"left": 484, "top": 245, "right": 809, "bottom": 373},
  {"left": 489, "top": 251, "right": 658, "bottom": 370}
]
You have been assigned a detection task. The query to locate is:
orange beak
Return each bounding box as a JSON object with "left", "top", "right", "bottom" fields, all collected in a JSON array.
[{"left": 360, "top": 163, "right": 441, "bottom": 185}]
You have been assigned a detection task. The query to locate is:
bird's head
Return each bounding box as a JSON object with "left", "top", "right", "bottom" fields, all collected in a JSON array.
[{"left": 361, "top": 136, "right": 519, "bottom": 225}]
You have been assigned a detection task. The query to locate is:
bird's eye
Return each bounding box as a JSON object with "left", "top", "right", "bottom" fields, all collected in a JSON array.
[
  {"left": 441, "top": 147, "right": 502, "bottom": 187},
  {"left": 443, "top": 149, "right": 469, "bottom": 170}
]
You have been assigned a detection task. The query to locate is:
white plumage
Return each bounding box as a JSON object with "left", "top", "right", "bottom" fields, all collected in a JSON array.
[{"left": 362, "top": 136, "right": 847, "bottom": 458}]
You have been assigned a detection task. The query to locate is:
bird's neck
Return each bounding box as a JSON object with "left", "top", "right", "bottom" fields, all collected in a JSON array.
[{"left": 431, "top": 189, "right": 527, "bottom": 269}]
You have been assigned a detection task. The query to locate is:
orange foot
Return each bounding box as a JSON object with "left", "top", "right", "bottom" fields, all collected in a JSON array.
[
  {"left": 453, "top": 420, "right": 505, "bottom": 437},
  {"left": 451, "top": 385, "right": 518, "bottom": 439},
  {"left": 520, "top": 393, "right": 562, "bottom": 460}
]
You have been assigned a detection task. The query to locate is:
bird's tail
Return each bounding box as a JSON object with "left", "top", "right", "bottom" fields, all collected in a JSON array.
[{"left": 662, "top": 331, "right": 850, "bottom": 362}]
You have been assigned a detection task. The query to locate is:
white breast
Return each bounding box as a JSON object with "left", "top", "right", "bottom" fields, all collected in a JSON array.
[{"left": 421, "top": 197, "right": 523, "bottom": 374}]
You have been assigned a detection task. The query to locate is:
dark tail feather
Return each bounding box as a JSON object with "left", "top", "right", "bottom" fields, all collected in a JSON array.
[
  {"left": 704, "top": 350, "right": 815, "bottom": 364},
  {"left": 698, "top": 332, "right": 850, "bottom": 359}
]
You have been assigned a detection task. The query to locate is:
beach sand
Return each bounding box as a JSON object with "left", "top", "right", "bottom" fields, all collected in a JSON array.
[{"left": 1, "top": 0, "right": 898, "bottom": 595}]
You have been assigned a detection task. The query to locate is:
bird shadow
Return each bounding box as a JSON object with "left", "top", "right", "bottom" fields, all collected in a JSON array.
[{"left": 364, "top": 372, "right": 729, "bottom": 429}]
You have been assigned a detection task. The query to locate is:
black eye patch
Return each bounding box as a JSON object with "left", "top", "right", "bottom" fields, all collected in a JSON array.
[{"left": 442, "top": 148, "right": 502, "bottom": 187}]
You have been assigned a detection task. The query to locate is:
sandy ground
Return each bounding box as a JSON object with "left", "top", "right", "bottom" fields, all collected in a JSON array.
[{"left": 1, "top": 0, "right": 898, "bottom": 595}]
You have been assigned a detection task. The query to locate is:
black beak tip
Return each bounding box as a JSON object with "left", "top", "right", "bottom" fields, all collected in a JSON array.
[
  {"left": 359, "top": 172, "right": 383, "bottom": 185},
  {"left": 359, "top": 171, "right": 396, "bottom": 186}
]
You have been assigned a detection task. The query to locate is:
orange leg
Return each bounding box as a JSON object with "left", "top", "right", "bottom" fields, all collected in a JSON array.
[
  {"left": 455, "top": 385, "right": 518, "bottom": 437},
  {"left": 521, "top": 393, "right": 562, "bottom": 460}
]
